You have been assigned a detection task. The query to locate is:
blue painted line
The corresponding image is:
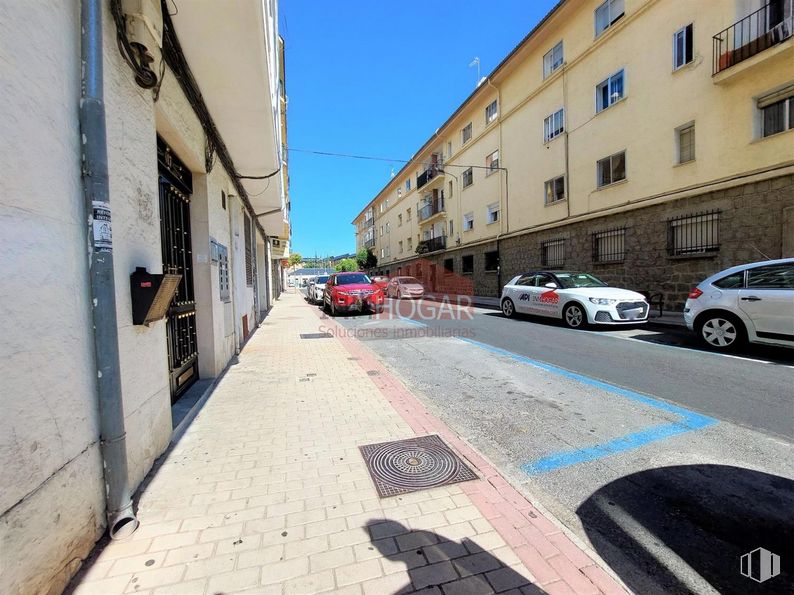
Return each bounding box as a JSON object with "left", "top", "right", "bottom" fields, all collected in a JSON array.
[
  {"left": 457, "top": 337, "right": 717, "bottom": 474},
  {"left": 397, "top": 315, "right": 427, "bottom": 328}
]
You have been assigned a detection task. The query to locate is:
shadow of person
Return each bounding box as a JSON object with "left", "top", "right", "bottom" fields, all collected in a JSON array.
[{"left": 365, "top": 519, "right": 546, "bottom": 594}]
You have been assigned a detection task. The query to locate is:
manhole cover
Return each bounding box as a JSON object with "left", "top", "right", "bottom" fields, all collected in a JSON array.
[
  {"left": 359, "top": 435, "right": 477, "bottom": 498},
  {"left": 366, "top": 370, "right": 379, "bottom": 376},
  {"left": 299, "top": 332, "right": 333, "bottom": 339}
]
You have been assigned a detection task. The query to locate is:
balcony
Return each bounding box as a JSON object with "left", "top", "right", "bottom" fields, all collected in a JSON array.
[
  {"left": 416, "top": 155, "right": 445, "bottom": 190},
  {"left": 713, "top": 2, "right": 793, "bottom": 75},
  {"left": 418, "top": 195, "right": 445, "bottom": 223},
  {"left": 416, "top": 235, "right": 446, "bottom": 254},
  {"left": 363, "top": 237, "right": 375, "bottom": 249}
]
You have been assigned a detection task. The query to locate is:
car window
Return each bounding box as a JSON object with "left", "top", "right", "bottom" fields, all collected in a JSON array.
[
  {"left": 536, "top": 274, "right": 557, "bottom": 288},
  {"left": 515, "top": 275, "right": 536, "bottom": 286},
  {"left": 316, "top": 276, "right": 329, "bottom": 283},
  {"left": 555, "top": 272, "right": 607, "bottom": 288},
  {"left": 400, "top": 277, "right": 421, "bottom": 284},
  {"left": 336, "top": 273, "right": 371, "bottom": 284},
  {"left": 746, "top": 265, "right": 794, "bottom": 289},
  {"left": 713, "top": 271, "right": 744, "bottom": 289}
]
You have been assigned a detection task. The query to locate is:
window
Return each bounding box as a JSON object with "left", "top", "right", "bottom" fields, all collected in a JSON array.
[
  {"left": 544, "top": 175, "right": 566, "bottom": 204},
  {"left": 543, "top": 41, "right": 564, "bottom": 78},
  {"left": 380, "top": 202, "right": 384, "bottom": 213},
  {"left": 485, "top": 100, "right": 498, "bottom": 125},
  {"left": 398, "top": 214, "right": 403, "bottom": 226},
  {"left": 462, "top": 167, "right": 473, "bottom": 188},
  {"left": 541, "top": 239, "right": 565, "bottom": 267},
  {"left": 667, "top": 210, "right": 720, "bottom": 256},
  {"left": 380, "top": 226, "right": 384, "bottom": 237},
  {"left": 216, "top": 242, "right": 230, "bottom": 302},
  {"left": 449, "top": 219, "right": 454, "bottom": 236},
  {"left": 444, "top": 258, "right": 454, "bottom": 273},
  {"left": 406, "top": 208, "right": 412, "bottom": 221},
  {"left": 485, "top": 251, "right": 500, "bottom": 272},
  {"left": 597, "top": 151, "right": 626, "bottom": 187},
  {"left": 544, "top": 108, "right": 565, "bottom": 142},
  {"left": 221, "top": 191, "right": 227, "bottom": 210},
  {"left": 462, "top": 255, "right": 474, "bottom": 274},
  {"left": 487, "top": 203, "right": 499, "bottom": 224},
  {"left": 462, "top": 122, "right": 472, "bottom": 144},
  {"left": 747, "top": 265, "right": 794, "bottom": 289},
  {"left": 463, "top": 212, "right": 474, "bottom": 231},
  {"left": 385, "top": 198, "right": 389, "bottom": 209},
  {"left": 673, "top": 24, "right": 693, "bottom": 69},
  {"left": 398, "top": 241, "right": 403, "bottom": 254},
  {"left": 407, "top": 237, "right": 413, "bottom": 250},
  {"left": 761, "top": 96, "right": 794, "bottom": 137},
  {"left": 244, "top": 213, "right": 253, "bottom": 286},
  {"left": 385, "top": 222, "right": 390, "bottom": 233},
  {"left": 447, "top": 141, "right": 452, "bottom": 157},
  {"left": 713, "top": 272, "right": 744, "bottom": 289},
  {"left": 592, "top": 228, "right": 626, "bottom": 263},
  {"left": 405, "top": 179, "right": 411, "bottom": 192},
  {"left": 486, "top": 150, "right": 499, "bottom": 175},
  {"left": 596, "top": 70, "right": 624, "bottom": 112},
  {"left": 677, "top": 123, "right": 695, "bottom": 164},
  {"left": 515, "top": 274, "right": 536, "bottom": 286},
  {"left": 595, "top": 0, "right": 624, "bottom": 37}
]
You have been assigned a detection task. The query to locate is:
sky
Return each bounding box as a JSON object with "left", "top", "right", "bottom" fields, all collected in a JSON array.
[{"left": 280, "top": 0, "right": 560, "bottom": 259}]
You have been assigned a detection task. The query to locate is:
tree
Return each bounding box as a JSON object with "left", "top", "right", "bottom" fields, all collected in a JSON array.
[
  {"left": 334, "top": 258, "right": 358, "bottom": 272},
  {"left": 288, "top": 253, "right": 302, "bottom": 267},
  {"left": 356, "top": 248, "right": 378, "bottom": 270}
]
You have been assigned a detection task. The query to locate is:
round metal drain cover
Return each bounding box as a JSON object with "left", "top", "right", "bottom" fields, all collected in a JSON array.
[{"left": 359, "top": 435, "right": 478, "bottom": 498}]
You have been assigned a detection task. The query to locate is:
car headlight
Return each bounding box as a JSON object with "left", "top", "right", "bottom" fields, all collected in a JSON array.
[{"left": 589, "top": 297, "right": 617, "bottom": 305}]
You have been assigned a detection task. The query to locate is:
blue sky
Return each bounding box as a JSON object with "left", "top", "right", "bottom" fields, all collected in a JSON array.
[{"left": 281, "top": 0, "right": 560, "bottom": 259}]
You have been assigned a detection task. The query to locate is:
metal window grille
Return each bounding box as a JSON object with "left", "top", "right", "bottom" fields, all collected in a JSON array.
[
  {"left": 217, "top": 244, "right": 230, "bottom": 301},
  {"left": 541, "top": 239, "right": 565, "bottom": 267},
  {"left": 444, "top": 258, "right": 454, "bottom": 273},
  {"left": 667, "top": 210, "right": 721, "bottom": 256},
  {"left": 592, "top": 228, "right": 626, "bottom": 263},
  {"left": 485, "top": 251, "right": 500, "bottom": 272},
  {"left": 462, "top": 255, "right": 474, "bottom": 274},
  {"left": 244, "top": 213, "right": 253, "bottom": 286}
]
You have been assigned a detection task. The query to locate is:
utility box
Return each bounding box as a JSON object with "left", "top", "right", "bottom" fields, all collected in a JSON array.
[{"left": 130, "top": 267, "right": 181, "bottom": 326}]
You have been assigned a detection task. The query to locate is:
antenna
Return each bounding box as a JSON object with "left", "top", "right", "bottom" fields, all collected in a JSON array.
[{"left": 468, "top": 56, "right": 480, "bottom": 87}]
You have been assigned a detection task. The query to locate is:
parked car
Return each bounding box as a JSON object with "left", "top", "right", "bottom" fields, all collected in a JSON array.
[
  {"left": 370, "top": 276, "right": 390, "bottom": 291},
  {"left": 500, "top": 271, "right": 649, "bottom": 328},
  {"left": 310, "top": 275, "right": 330, "bottom": 304},
  {"left": 304, "top": 276, "right": 316, "bottom": 298},
  {"left": 684, "top": 258, "right": 794, "bottom": 351},
  {"left": 323, "top": 272, "right": 385, "bottom": 316},
  {"left": 386, "top": 276, "right": 425, "bottom": 299}
]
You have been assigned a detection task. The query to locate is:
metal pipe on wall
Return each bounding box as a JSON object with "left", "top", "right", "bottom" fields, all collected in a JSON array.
[{"left": 80, "top": 0, "right": 138, "bottom": 539}]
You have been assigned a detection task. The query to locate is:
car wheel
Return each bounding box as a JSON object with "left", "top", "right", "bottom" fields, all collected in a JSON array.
[
  {"left": 501, "top": 298, "right": 516, "bottom": 318},
  {"left": 397, "top": 289, "right": 403, "bottom": 299},
  {"left": 563, "top": 303, "right": 587, "bottom": 329},
  {"left": 696, "top": 313, "right": 746, "bottom": 351},
  {"left": 330, "top": 301, "right": 337, "bottom": 317}
]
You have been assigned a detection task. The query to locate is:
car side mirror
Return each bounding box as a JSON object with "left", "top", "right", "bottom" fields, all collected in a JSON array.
[{"left": 544, "top": 282, "right": 558, "bottom": 289}]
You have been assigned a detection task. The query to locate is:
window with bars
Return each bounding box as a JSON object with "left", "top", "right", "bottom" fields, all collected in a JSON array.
[
  {"left": 462, "top": 255, "right": 474, "bottom": 274},
  {"left": 543, "top": 41, "right": 564, "bottom": 78},
  {"left": 545, "top": 175, "right": 566, "bottom": 204},
  {"left": 462, "top": 167, "right": 474, "bottom": 188},
  {"left": 486, "top": 150, "right": 499, "bottom": 175},
  {"left": 592, "top": 228, "right": 626, "bottom": 263},
  {"left": 485, "top": 251, "right": 500, "bottom": 272},
  {"left": 541, "top": 239, "right": 565, "bottom": 267},
  {"left": 462, "top": 122, "right": 472, "bottom": 144},
  {"left": 597, "top": 151, "right": 626, "bottom": 187},
  {"left": 596, "top": 70, "right": 625, "bottom": 112},
  {"left": 444, "top": 258, "right": 454, "bottom": 273},
  {"left": 677, "top": 123, "right": 695, "bottom": 163},
  {"left": 667, "top": 211, "right": 720, "bottom": 256},
  {"left": 485, "top": 100, "right": 498, "bottom": 124},
  {"left": 544, "top": 108, "right": 565, "bottom": 142},
  {"left": 244, "top": 213, "right": 253, "bottom": 286}
]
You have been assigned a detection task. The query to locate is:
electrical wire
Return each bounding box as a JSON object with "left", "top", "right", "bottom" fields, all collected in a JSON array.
[
  {"left": 110, "top": 0, "right": 158, "bottom": 89},
  {"left": 287, "top": 147, "right": 502, "bottom": 171}
]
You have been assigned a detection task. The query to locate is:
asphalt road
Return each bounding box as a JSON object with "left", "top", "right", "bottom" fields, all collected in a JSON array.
[{"left": 307, "top": 292, "right": 794, "bottom": 595}]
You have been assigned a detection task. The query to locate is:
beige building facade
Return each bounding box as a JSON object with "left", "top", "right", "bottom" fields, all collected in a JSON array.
[
  {"left": 0, "top": 1, "right": 288, "bottom": 593},
  {"left": 353, "top": 0, "right": 794, "bottom": 308}
]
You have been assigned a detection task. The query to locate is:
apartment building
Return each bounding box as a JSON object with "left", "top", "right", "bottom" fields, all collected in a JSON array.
[
  {"left": 0, "top": 1, "right": 288, "bottom": 593},
  {"left": 353, "top": 0, "right": 794, "bottom": 309}
]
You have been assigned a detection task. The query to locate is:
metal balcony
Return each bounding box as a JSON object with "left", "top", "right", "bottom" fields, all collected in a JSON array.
[
  {"left": 713, "top": 2, "right": 793, "bottom": 74},
  {"left": 416, "top": 155, "right": 445, "bottom": 190},
  {"left": 364, "top": 237, "right": 375, "bottom": 249},
  {"left": 418, "top": 196, "right": 445, "bottom": 223},
  {"left": 416, "top": 235, "right": 446, "bottom": 254}
]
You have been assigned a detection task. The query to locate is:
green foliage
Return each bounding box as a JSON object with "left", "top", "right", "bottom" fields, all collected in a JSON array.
[
  {"left": 288, "top": 252, "right": 302, "bottom": 267},
  {"left": 356, "top": 248, "right": 378, "bottom": 270},
  {"left": 334, "top": 258, "right": 358, "bottom": 272}
]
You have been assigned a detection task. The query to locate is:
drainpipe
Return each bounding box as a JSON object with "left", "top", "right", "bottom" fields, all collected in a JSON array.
[
  {"left": 80, "top": 0, "right": 138, "bottom": 539},
  {"left": 227, "top": 195, "right": 240, "bottom": 354}
]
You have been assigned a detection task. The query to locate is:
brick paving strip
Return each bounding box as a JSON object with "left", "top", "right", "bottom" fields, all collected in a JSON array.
[{"left": 72, "top": 293, "right": 629, "bottom": 595}]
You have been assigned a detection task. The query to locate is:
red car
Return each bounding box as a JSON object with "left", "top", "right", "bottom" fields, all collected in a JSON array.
[
  {"left": 322, "top": 272, "right": 385, "bottom": 316},
  {"left": 370, "top": 276, "right": 390, "bottom": 291}
]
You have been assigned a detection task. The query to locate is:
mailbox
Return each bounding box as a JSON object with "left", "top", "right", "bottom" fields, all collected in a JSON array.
[{"left": 130, "top": 267, "right": 182, "bottom": 326}]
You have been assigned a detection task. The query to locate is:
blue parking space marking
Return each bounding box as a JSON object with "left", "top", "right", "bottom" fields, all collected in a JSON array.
[{"left": 457, "top": 337, "right": 717, "bottom": 475}]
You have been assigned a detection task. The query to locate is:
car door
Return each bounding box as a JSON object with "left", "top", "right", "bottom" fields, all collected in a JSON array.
[
  {"left": 507, "top": 274, "right": 537, "bottom": 313},
  {"left": 738, "top": 264, "right": 794, "bottom": 344},
  {"left": 324, "top": 275, "right": 334, "bottom": 304},
  {"left": 523, "top": 273, "right": 560, "bottom": 318},
  {"left": 387, "top": 278, "right": 398, "bottom": 297}
]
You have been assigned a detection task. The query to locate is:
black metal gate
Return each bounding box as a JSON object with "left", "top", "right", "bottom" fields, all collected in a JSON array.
[{"left": 157, "top": 137, "right": 198, "bottom": 402}]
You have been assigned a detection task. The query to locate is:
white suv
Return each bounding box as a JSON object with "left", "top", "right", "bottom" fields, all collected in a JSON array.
[{"left": 684, "top": 258, "right": 794, "bottom": 351}]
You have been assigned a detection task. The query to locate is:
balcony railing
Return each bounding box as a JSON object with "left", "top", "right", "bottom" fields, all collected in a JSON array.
[
  {"left": 416, "top": 235, "right": 446, "bottom": 254},
  {"left": 713, "top": 2, "right": 793, "bottom": 74},
  {"left": 416, "top": 156, "right": 444, "bottom": 190},
  {"left": 418, "top": 196, "right": 445, "bottom": 222},
  {"left": 364, "top": 237, "right": 375, "bottom": 249}
]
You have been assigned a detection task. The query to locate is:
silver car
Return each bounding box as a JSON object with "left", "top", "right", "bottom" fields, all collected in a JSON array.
[
  {"left": 684, "top": 258, "right": 794, "bottom": 351},
  {"left": 386, "top": 276, "right": 425, "bottom": 299}
]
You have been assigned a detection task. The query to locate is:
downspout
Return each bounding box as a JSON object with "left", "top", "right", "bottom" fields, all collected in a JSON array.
[
  {"left": 227, "top": 195, "right": 240, "bottom": 354},
  {"left": 80, "top": 0, "right": 138, "bottom": 539},
  {"left": 486, "top": 77, "right": 506, "bottom": 294}
]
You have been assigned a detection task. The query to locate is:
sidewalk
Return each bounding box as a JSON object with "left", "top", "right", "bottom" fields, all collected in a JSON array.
[{"left": 72, "top": 293, "right": 627, "bottom": 595}]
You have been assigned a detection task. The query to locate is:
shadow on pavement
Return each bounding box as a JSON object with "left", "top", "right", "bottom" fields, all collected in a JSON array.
[
  {"left": 576, "top": 464, "right": 794, "bottom": 595},
  {"left": 365, "top": 520, "right": 545, "bottom": 594}
]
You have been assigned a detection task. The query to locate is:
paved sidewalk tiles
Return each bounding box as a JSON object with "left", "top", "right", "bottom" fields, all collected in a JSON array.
[{"left": 72, "top": 292, "right": 628, "bottom": 594}]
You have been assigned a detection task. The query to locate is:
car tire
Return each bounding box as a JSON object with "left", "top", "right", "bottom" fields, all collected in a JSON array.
[
  {"left": 695, "top": 312, "right": 746, "bottom": 351},
  {"left": 397, "top": 289, "right": 403, "bottom": 300},
  {"left": 563, "top": 303, "right": 587, "bottom": 329},
  {"left": 330, "top": 301, "right": 338, "bottom": 317},
  {"left": 501, "top": 298, "right": 516, "bottom": 318}
]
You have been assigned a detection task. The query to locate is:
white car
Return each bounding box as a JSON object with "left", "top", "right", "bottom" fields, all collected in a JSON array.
[
  {"left": 309, "top": 275, "right": 330, "bottom": 304},
  {"left": 500, "top": 271, "right": 649, "bottom": 328},
  {"left": 684, "top": 258, "right": 794, "bottom": 351}
]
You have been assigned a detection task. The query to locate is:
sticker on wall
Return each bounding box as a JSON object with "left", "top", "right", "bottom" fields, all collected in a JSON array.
[{"left": 92, "top": 201, "right": 112, "bottom": 252}]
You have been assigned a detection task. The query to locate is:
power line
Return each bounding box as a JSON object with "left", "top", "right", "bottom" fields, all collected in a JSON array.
[{"left": 287, "top": 147, "right": 504, "bottom": 171}]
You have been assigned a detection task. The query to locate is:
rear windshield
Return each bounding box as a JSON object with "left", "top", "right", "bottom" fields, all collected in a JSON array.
[
  {"left": 399, "top": 277, "right": 421, "bottom": 284},
  {"left": 336, "top": 273, "right": 371, "bottom": 285},
  {"left": 316, "top": 276, "right": 329, "bottom": 283},
  {"left": 555, "top": 273, "right": 607, "bottom": 289}
]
